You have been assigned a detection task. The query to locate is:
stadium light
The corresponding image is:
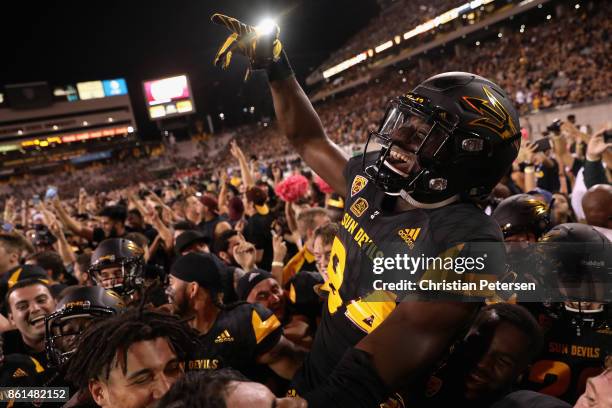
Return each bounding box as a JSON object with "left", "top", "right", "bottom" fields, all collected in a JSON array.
[
  {"left": 255, "top": 18, "right": 277, "bottom": 36},
  {"left": 375, "top": 40, "right": 393, "bottom": 53},
  {"left": 575, "top": 4, "right": 580, "bottom": 9},
  {"left": 546, "top": 14, "right": 551, "bottom": 20}
]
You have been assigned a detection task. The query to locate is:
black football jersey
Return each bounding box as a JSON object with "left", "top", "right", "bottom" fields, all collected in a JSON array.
[
  {"left": 186, "top": 302, "right": 282, "bottom": 376},
  {"left": 522, "top": 307, "right": 611, "bottom": 404},
  {"left": 285, "top": 270, "right": 324, "bottom": 324},
  {"left": 292, "top": 155, "right": 506, "bottom": 393}
]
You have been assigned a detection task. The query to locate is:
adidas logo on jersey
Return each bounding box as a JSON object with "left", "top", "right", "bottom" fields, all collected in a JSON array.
[
  {"left": 398, "top": 228, "right": 421, "bottom": 249},
  {"left": 214, "top": 329, "right": 234, "bottom": 343}
]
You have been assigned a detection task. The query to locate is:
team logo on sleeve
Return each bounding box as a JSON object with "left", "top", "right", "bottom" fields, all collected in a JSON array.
[
  {"left": 351, "top": 175, "right": 368, "bottom": 197},
  {"left": 251, "top": 310, "right": 281, "bottom": 344},
  {"left": 350, "top": 197, "right": 369, "bottom": 218}
]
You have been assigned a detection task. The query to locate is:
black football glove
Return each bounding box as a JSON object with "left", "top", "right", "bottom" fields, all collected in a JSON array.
[{"left": 211, "top": 13, "right": 292, "bottom": 81}]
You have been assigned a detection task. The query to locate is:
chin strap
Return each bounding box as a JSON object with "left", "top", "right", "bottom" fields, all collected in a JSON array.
[
  {"left": 399, "top": 190, "right": 460, "bottom": 209},
  {"left": 564, "top": 303, "right": 604, "bottom": 314}
]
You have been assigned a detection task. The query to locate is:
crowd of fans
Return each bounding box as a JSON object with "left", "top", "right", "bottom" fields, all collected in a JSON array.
[
  {"left": 3, "top": 0, "right": 608, "bottom": 206},
  {"left": 316, "top": 0, "right": 612, "bottom": 115},
  {"left": 2, "top": 2, "right": 609, "bottom": 205},
  {"left": 317, "top": 0, "right": 467, "bottom": 72},
  {"left": 0, "top": 108, "right": 610, "bottom": 405}
]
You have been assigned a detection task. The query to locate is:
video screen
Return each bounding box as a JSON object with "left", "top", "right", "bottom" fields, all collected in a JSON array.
[{"left": 142, "top": 75, "right": 195, "bottom": 119}]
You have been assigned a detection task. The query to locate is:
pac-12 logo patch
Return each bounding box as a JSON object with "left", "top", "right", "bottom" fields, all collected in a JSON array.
[
  {"left": 350, "top": 197, "right": 369, "bottom": 218},
  {"left": 351, "top": 175, "right": 368, "bottom": 197}
]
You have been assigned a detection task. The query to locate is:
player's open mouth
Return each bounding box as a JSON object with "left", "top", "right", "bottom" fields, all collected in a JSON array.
[{"left": 384, "top": 146, "right": 419, "bottom": 177}]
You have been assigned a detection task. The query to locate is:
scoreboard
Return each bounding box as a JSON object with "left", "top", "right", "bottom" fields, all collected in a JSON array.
[
  {"left": 142, "top": 75, "right": 195, "bottom": 120},
  {"left": 0, "top": 78, "right": 138, "bottom": 170}
]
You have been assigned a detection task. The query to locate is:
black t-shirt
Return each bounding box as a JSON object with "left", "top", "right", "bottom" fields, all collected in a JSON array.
[
  {"left": 243, "top": 213, "right": 274, "bottom": 271},
  {"left": 0, "top": 354, "right": 40, "bottom": 387},
  {"left": 1, "top": 329, "right": 54, "bottom": 389},
  {"left": 221, "top": 265, "right": 239, "bottom": 304},
  {"left": 186, "top": 303, "right": 282, "bottom": 377},
  {"left": 126, "top": 224, "right": 158, "bottom": 244},
  {"left": 91, "top": 228, "right": 127, "bottom": 246},
  {"left": 198, "top": 215, "right": 227, "bottom": 247},
  {"left": 570, "top": 158, "right": 584, "bottom": 178},
  {"left": 292, "top": 154, "right": 506, "bottom": 394},
  {"left": 535, "top": 158, "right": 561, "bottom": 193},
  {"left": 285, "top": 271, "right": 324, "bottom": 325}
]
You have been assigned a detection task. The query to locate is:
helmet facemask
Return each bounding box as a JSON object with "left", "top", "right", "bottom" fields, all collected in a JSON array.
[
  {"left": 89, "top": 258, "right": 144, "bottom": 298},
  {"left": 363, "top": 93, "right": 463, "bottom": 199},
  {"left": 45, "top": 307, "right": 114, "bottom": 367}
]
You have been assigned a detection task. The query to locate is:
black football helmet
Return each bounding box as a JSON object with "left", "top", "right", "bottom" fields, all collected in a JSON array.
[
  {"left": 492, "top": 194, "right": 551, "bottom": 240},
  {"left": 538, "top": 223, "right": 611, "bottom": 304},
  {"left": 535, "top": 223, "right": 611, "bottom": 337},
  {"left": 363, "top": 72, "right": 520, "bottom": 205},
  {"left": 45, "top": 286, "right": 124, "bottom": 367},
  {"left": 89, "top": 238, "right": 145, "bottom": 296}
]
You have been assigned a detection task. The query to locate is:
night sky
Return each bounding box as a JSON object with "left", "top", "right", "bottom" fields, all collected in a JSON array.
[{"left": 2, "top": 0, "right": 379, "bottom": 138}]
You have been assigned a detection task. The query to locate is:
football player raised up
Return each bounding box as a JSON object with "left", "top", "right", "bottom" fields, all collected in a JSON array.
[{"left": 211, "top": 14, "right": 521, "bottom": 407}]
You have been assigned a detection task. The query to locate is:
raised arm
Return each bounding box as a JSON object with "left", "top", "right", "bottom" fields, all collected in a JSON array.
[
  {"left": 210, "top": 13, "right": 349, "bottom": 198},
  {"left": 48, "top": 219, "right": 77, "bottom": 266},
  {"left": 269, "top": 76, "right": 348, "bottom": 197},
  {"left": 230, "top": 140, "right": 254, "bottom": 189},
  {"left": 51, "top": 196, "right": 94, "bottom": 242}
]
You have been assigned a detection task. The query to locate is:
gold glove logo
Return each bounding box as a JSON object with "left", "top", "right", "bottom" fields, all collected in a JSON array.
[
  {"left": 398, "top": 227, "right": 421, "bottom": 249},
  {"left": 211, "top": 13, "right": 283, "bottom": 81},
  {"left": 461, "top": 86, "right": 518, "bottom": 142},
  {"left": 214, "top": 329, "right": 234, "bottom": 343}
]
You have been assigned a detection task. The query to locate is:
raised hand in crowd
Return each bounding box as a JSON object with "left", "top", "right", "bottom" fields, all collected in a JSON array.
[
  {"left": 233, "top": 240, "right": 257, "bottom": 272},
  {"left": 586, "top": 127, "right": 612, "bottom": 162},
  {"left": 230, "top": 139, "right": 255, "bottom": 188}
]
